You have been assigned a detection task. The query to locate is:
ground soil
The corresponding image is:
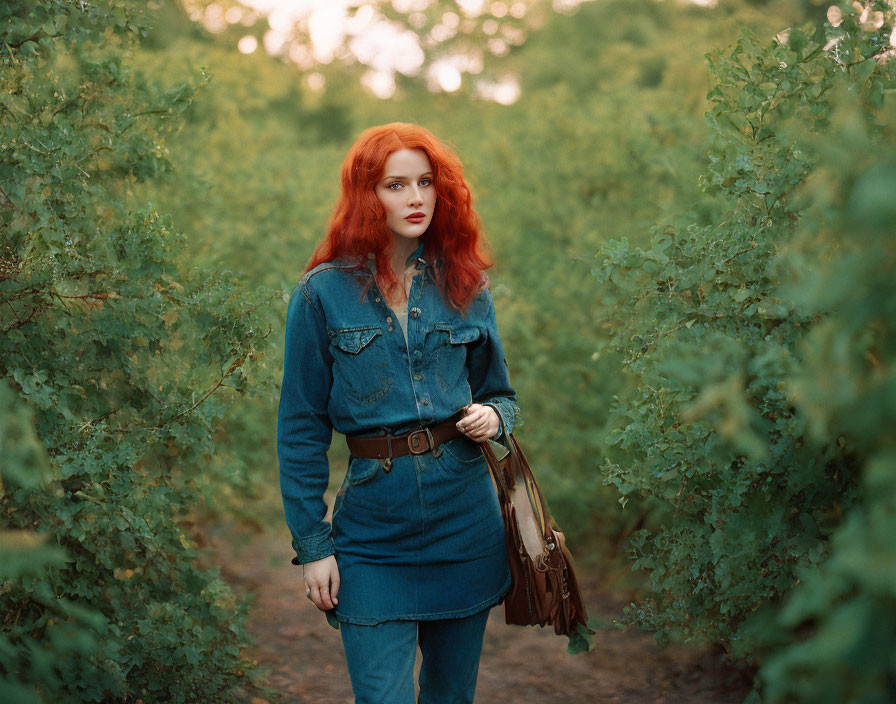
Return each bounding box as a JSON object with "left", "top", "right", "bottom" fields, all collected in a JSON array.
[{"left": 204, "top": 497, "right": 753, "bottom": 704}]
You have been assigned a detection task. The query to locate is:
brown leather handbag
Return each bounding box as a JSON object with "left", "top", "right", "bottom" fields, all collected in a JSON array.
[{"left": 480, "top": 433, "right": 593, "bottom": 644}]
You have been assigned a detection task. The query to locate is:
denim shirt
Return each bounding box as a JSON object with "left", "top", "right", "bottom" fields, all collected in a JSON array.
[{"left": 277, "top": 237, "right": 521, "bottom": 564}]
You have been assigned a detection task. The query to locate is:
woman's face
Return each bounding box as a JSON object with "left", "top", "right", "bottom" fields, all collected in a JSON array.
[{"left": 374, "top": 148, "right": 437, "bottom": 245}]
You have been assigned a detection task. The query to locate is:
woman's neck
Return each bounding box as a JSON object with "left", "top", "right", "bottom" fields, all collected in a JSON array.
[{"left": 389, "top": 236, "right": 421, "bottom": 277}]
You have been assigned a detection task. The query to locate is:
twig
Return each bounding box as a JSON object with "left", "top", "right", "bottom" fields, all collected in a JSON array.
[
  {"left": 78, "top": 407, "right": 122, "bottom": 434},
  {"left": 155, "top": 356, "right": 245, "bottom": 429}
]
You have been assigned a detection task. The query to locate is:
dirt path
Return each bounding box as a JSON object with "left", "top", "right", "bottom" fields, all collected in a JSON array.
[{"left": 206, "top": 507, "right": 751, "bottom": 704}]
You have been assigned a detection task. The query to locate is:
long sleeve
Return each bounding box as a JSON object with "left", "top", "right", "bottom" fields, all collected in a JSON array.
[
  {"left": 466, "top": 287, "right": 522, "bottom": 446},
  {"left": 277, "top": 281, "right": 335, "bottom": 565}
]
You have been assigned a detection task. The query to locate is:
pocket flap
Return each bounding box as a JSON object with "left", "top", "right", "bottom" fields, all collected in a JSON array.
[
  {"left": 436, "top": 324, "right": 481, "bottom": 344},
  {"left": 333, "top": 327, "right": 382, "bottom": 354}
]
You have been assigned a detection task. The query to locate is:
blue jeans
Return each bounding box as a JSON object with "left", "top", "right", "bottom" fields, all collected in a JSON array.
[{"left": 339, "top": 606, "right": 492, "bottom": 703}]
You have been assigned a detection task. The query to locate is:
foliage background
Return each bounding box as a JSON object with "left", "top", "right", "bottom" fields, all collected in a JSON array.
[
  {"left": 2, "top": 0, "right": 894, "bottom": 701},
  {"left": 1, "top": 1, "right": 272, "bottom": 701}
]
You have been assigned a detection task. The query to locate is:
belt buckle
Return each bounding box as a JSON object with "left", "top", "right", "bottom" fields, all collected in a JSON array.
[{"left": 407, "top": 427, "right": 434, "bottom": 455}]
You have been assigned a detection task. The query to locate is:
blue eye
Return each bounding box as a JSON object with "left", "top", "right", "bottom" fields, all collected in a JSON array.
[{"left": 386, "top": 178, "right": 431, "bottom": 191}]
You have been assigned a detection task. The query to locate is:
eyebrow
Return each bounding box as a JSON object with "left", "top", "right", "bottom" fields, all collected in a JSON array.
[{"left": 382, "top": 171, "right": 433, "bottom": 181}]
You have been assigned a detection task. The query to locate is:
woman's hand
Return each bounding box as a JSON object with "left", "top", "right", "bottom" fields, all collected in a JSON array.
[
  {"left": 303, "top": 555, "right": 340, "bottom": 611},
  {"left": 456, "top": 403, "right": 500, "bottom": 442}
]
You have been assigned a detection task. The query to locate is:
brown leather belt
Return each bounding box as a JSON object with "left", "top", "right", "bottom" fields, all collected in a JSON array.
[{"left": 345, "top": 409, "right": 467, "bottom": 471}]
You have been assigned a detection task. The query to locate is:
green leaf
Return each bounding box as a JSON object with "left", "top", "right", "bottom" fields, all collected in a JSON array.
[{"left": 566, "top": 619, "right": 598, "bottom": 655}]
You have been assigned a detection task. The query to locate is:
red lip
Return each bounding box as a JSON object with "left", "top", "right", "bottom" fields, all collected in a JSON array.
[{"left": 406, "top": 212, "right": 425, "bottom": 220}]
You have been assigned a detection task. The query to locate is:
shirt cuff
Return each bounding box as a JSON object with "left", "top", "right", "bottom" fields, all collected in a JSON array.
[
  {"left": 289, "top": 528, "right": 335, "bottom": 566},
  {"left": 483, "top": 399, "right": 519, "bottom": 447}
]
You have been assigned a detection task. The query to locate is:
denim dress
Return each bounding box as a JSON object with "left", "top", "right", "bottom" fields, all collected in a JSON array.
[{"left": 277, "top": 237, "right": 521, "bottom": 625}]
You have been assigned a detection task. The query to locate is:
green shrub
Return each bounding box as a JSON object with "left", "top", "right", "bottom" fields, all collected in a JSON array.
[
  {"left": 594, "top": 3, "right": 896, "bottom": 687},
  {"left": 753, "top": 26, "right": 896, "bottom": 704},
  {"left": 1, "top": 2, "right": 275, "bottom": 700}
]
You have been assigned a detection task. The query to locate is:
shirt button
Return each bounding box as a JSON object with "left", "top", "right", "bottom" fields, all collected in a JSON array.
[
  {"left": 413, "top": 350, "right": 422, "bottom": 359},
  {"left": 386, "top": 316, "right": 393, "bottom": 323},
  {"left": 413, "top": 373, "right": 423, "bottom": 381},
  {"left": 421, "top": 399, "right": 429, "bottom": 406},
  {"left": 375, "top": 297, "right": 381, "bottom": 303},
  {"left": 388, "top": 325, "right": 394, "bottom": 332},
  {"left": 409, "top": 307, "right": 421, "bottom": 319}
]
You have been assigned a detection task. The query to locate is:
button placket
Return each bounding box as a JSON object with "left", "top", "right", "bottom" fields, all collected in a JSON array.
[
  {"left": 369, "top": 258, "right": 432, "bottom": 418},
  {"left": 405, "top": 263, "right": 424, "bottom": 353},
  {"left": 405, "top": 264, "right": 432, "bottom": 421}
]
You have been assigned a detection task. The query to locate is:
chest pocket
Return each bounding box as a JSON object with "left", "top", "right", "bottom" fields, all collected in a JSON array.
[
  {"left": 430, "top": 323, "right": 481, "bottom": 393},
  {"left": 334, "top": 327, "right": 381, "bottom": 354},
  {"left": 329, "top": 326, "right": 392, "bottom": 404}
]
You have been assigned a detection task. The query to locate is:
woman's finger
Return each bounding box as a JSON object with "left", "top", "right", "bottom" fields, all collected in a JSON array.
[
  {"left": 467, "top": 422, "right": 488, "bottom": 439},
  {"left": 467, "top": 418, "right": 488, "bottom": 430},
  {"left": 457, "top": 406, "right": 485, "bottom": 430},
  {"left": 469, "top": 407, "right": 489, "bottom": 422},
  {"left": 463, "top": 422, "right": 485, "bottom": 435},
  {"left": 460, "top": 413, "right": 487, "bottom": 432},
  {"left": 330, "top": 572, "right": 340, "bottom": 603},
  {"left": 470, "top": 412, "right": 489, "bottom": 426},
  {"left": 318, "top": 583, "right": 334, "bottom": 610},
  {"left": 308, "top": 584, "right": 322, "bottom": 610},
  {"left": 473, "top": 408, "right": 497, "bottom": 430}
]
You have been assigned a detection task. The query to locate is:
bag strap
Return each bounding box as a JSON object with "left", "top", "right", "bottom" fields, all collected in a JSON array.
[
  {"left": 508, "top": 434, "right": 556, "bottom": 543},
  {"left": 479, "top": 438, "right": 512, "bottom": 502},
  {"left": 480, "top": 434, "right": 555, "bottom": 544}
]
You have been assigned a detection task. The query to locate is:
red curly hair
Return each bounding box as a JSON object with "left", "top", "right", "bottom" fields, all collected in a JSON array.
[{"left": 305, "top": 122, "right": 492, "bottom": 313}]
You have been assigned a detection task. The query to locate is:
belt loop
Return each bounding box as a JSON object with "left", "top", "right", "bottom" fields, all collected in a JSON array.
[
  {"left": 425, "top": 426, "right": 444, "bottom": 458},
  {"left": 383, "top": 432, "right": 393, "bottom": 472},
  {"left": 431, "top": 426, "right": 444, "bottom": 458}
]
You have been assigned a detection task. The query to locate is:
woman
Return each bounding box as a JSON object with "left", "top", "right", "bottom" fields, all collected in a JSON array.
[{"left": 277, "top": 122, "right": 521, "bottom": 703}]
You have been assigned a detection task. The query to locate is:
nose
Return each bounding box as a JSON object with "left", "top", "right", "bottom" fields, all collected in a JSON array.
[{"left": 407, "top": 184, "right": 423, "bottom": 207}]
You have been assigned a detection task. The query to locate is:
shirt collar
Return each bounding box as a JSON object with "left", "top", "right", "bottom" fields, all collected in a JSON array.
[
  {"left": 365, "top": 237, "right": 432, "bottom": 276},
  {"left": 406, "top": 237, "right": 426, "bottom": 268}
]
